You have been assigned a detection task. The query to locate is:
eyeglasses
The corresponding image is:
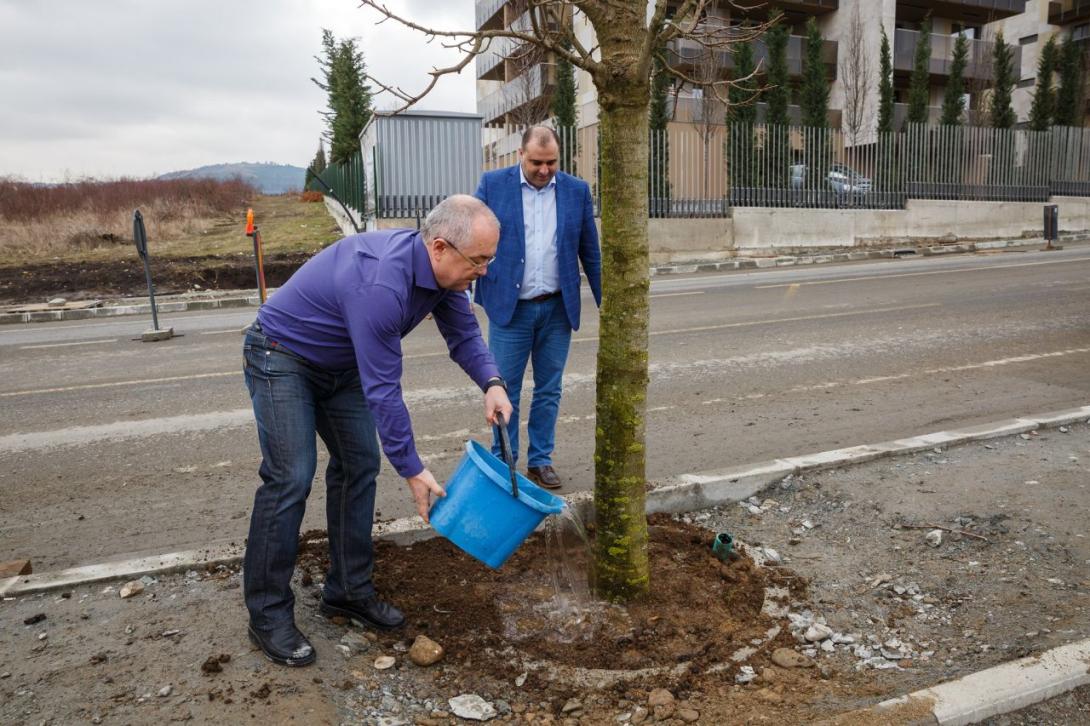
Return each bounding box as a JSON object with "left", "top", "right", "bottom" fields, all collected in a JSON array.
[{"left": 442, "top": 239, "right": 496, "bottom": 272}]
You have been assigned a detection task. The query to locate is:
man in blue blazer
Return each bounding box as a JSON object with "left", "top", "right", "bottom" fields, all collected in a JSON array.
[{"left": 474, "top": 126, "right": 602, "bottom": 489}]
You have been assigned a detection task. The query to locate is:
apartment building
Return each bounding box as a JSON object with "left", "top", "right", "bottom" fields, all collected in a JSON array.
[
  {"left": 475, "top": 0, "right": 1049, "bottom": 155},
  {"left": 988, "top": 1, "right": 1090, "bottom": 125}
]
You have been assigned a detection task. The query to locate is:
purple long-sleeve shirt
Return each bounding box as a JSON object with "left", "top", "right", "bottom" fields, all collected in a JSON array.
[{"left": 256, "top": 229, "right": 499, "bottom": 478}]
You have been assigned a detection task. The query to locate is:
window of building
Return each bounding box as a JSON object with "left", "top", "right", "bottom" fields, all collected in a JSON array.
[{"left": 1019, "top": 34, "right": 1037, "bottom": 45}]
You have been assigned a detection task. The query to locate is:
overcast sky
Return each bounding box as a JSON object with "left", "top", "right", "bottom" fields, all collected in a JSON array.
[{"left": 0, "top": 0, "right": 476, "bottom": 182}]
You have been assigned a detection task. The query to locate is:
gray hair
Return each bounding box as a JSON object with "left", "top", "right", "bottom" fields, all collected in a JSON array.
[{"left": 421, "top": 194, "right": 500, "bottom": 247}]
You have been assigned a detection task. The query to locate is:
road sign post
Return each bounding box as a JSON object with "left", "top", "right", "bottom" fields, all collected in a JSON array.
[{"left": 132, "top": 210, "right": 174, "bottom": 342}]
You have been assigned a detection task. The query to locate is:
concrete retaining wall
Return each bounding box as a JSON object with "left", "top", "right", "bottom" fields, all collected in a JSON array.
[
  {"left": 329, "top": 195, "right": 1090, "bottom": 262},
  {"left": 731, "top": 196, "right": 1090, "bottom": 252}
]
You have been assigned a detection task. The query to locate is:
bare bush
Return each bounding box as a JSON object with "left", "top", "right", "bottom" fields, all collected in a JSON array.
[{"left": 0, "top": 177, "right": 256, "bottom": 259}]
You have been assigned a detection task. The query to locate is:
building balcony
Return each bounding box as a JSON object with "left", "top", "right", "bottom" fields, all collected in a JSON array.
[
  {"left": 893, "top": 29, "right": 1019, "bottom": 85},
  {"left": 1049, "top": 0, "right": 1090, "bottom": 25},
  {"left": 892, "top": 103, "right": 989, "bottom": 129},
  {"left": 667, "top": 33, "right": 838, "bottom": 80},
  {"left": 477, "top": 63, "right": 554, "bottom": 126},
  {"left": 896, "top": 1, "right": 1026, "bottom": 24},
  {"left": 476, "top": 35, "right": 515, "bottom": 80},
  {"left": 475, "top": 0, "right": 505, "bottom": 30}
]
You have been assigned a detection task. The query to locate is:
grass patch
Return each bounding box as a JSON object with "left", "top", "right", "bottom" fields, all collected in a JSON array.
[{"left": 0, "top": 178, "right": 343, "bottom": 266}]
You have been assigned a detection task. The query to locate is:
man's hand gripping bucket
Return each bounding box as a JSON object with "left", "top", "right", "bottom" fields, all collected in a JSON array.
[{"left": 429, "top": 413, "right": 565, "bottom": 568}]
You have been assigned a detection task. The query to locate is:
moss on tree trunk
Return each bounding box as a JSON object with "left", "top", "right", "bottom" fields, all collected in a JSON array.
[{"left": 592, "top": 74, "right": 651, "bottom": 601}]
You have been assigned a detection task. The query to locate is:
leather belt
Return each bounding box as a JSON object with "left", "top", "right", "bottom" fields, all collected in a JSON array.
[{"left": 528, "top": 290, "right": 561, "bottom": 303}]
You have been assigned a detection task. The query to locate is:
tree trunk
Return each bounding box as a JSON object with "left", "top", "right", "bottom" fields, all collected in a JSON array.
[{"left": 592, "top": 88, "right": 651, "bottom": 601}]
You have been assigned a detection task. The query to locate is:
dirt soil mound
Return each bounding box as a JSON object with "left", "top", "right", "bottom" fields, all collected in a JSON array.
[{"left": 0, "top": 253, "right": 311, "bottom": 304}]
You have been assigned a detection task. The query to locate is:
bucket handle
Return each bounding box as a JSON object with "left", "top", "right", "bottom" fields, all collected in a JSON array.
[{"left": 495, "top": 412, "right": 519, "bottom": 499}]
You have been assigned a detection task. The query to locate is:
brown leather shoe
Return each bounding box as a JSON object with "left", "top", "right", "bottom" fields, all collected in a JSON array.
[{"left": 526, "top": 465, "right": 562, "bottom": 490}]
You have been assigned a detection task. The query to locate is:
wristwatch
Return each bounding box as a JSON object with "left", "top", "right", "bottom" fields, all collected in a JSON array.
[{"left": 484, "top": 376, "right": 507, "bottom": 392}]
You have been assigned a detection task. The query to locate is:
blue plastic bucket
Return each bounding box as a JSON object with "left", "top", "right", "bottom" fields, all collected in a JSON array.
[{"left": 430, "top": 440, "right": 565, "bottom": 569}]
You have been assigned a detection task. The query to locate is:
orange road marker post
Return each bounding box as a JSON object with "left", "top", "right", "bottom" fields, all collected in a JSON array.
[{"left": 245, "top": 208, "right": 268, "bottom": 303}]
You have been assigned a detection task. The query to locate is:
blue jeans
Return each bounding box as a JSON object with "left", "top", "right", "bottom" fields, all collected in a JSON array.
[
  {"left": 242, "top": 325, "right": 381, "bottom": 630},
  {"left": 489, "top": 295, "right": 572, "bottom": 467}
]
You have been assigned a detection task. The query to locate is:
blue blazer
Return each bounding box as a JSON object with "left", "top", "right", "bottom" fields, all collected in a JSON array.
[{"left": 473, "top": 166, "right": 602, "bottom": 330}]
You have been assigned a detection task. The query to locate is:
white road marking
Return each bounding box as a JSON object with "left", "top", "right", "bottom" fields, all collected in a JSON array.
[
  {"left": 572, "top": 303, "right": 940, "bottom": 342},
  {"left": 754, "top": 256, "right": 1090, "bottom": 289},
  {"left": 9, "top": 343, "right": 1087, "bottom": 453},
  {"left": 0, "top": 371, "right": 239, "bottom": 398},
  {"left": 650, "top": 291, "right": 705, "bottom": 299},
  {"left": 199, "top": 329, "right": 246, "bottom": 336},
  {"left": 699, "top": 346, "right": 1090, "bottom": 405},
  {"left": 19, "top": 338, "right": 118, "bottom": 350}
]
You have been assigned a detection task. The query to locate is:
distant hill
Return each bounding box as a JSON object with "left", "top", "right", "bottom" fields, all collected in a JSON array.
[{"left": 159, "top": 162, "right": 305, "bottom": 194}]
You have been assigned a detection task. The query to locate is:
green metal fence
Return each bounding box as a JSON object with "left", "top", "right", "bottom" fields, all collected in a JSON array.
[{"left": 311, "top": 149, "right": 367, "bottom": 219}]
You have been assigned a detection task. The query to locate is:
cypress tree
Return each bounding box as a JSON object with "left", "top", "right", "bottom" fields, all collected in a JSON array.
[
  {"left": 551, "top": 44, "right": 578, "bottom": 171},
  {"left": 940, "top": 34, "right": 969, "bottom": 125},
  {"left": 799, "top": 17, "right": 829, "bottom": 129},
  {"left": 907, "top": 16, "right": 933, "bottom": 125},
  {"left": 728, "top": 36, "right": 758, "bottom": 190},
  {"left": 878, "top": 26, "right": 894, "bottom": 133},
  {"left": 765, "top": 15, "right": 790, "bottom": 186},
  {"left": 990, "top": 31, "right": 1016, "bottom": 129},
  {"left": 312, "top": 29, "right": 373, "bottom": 164},
  {"left": 1055, "top": 39, "right": 1083, "bottom": 127},
  {"left": 648, "top": 53, "right": 670, "bottom": 216},
  {"left": 729, "top": 37, "right": 758, "bottom": 125},
  {"left": 1028, "top": 36, "right": 1058, "bottom": 131},
  {"left": 308, "top": 140, "right": 327, "bottom": 187}
]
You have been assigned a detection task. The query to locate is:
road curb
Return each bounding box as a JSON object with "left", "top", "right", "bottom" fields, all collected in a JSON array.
[
  {"left": 874, "top": 638, "right": 1090, "bottom": 725},
  {"left": 4, "top": 235, "right": 1085, "bottom": 325}
]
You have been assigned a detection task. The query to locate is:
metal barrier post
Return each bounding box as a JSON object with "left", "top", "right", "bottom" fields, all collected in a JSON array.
[{"left": 132, "top": 209, "right": 174, "bottom": 342}]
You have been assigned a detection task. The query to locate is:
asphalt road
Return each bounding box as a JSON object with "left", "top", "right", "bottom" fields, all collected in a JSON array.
[{"left": 3, "top": 245, "right": 1089, "bottom": 571}]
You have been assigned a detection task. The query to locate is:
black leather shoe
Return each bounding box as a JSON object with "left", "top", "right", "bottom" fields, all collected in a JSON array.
[
  {"left": 319, "top": 594, "right": 406, "bottom": 630},
  {"left": 247, "top": 622, "right": 316, "bottom": 667},
  {"left": 526, "top": 464, "right": 562, "bottom": 490}
]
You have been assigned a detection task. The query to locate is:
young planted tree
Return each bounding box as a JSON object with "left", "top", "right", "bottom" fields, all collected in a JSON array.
[
  {"left": 728, "top": 35, "right": 758, "bottom": 191},
  {"left": 906, "top": 16, "right": 933, "bottom": 125},
  {"left": 355, "top": 0, "right": 770, "bottom": 603},
  {"left": 1055, "top": 39, "right": 1083, "bottom": 128},
  {"left": 940, "top": 34, "right": 969, "bottom": 125},
  {"left": 841, "top": 3, "right": 872, "bottom": 145},
  {"left": 1029, "top": 37, "right": 1058, "bottom": 131},
  {"left": 552, "top": 41, "right": 579, "bottom": 172},
  {"left": 878, "top": 27, "right": 894, "bottom": 133},
  {"left": 800, "top": 17, "right": 829, "bottom": 129},
  {"left": 990, "top": 31, "right": 1016, "bottom": 129},
  {"left": 877, "top": 26, "right": 896, "bottom": 199},
  {"left": 649, "top": 53, "right": 671, "bottom": 216},
  {"left": 307, "top": 140, "right": 328, "bottom": 189},
  {"left": 312, "top": 29, "right": 373, "bottom": 164},
  {"left": 764, "top": 15, "right": 790, "bottom": 188}
]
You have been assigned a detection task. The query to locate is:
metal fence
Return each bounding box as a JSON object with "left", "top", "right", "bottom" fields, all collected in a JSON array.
[
  {"left": 729, "top": 123, "right": 1090, "bottom": 210},
  {"left": 484, "top": 121, "right": 1090, "bottom": 217},
  {"left": 311, "top": 149, "right": 367, "bottom": 217}
]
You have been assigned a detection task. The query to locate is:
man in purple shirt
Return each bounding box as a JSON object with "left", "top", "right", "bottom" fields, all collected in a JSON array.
[{"left": 242, "top": 195, "right": 512, "bottom": 667}]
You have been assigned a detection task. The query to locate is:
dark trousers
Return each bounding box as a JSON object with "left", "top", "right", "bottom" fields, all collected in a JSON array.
[{"left": 242, "top": 326, "right": 381, "bottom": 630}]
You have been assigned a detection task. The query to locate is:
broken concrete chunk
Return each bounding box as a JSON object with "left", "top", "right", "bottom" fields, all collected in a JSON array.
[
  {"left": 924, "top": 530, "right": 943, "bottom": 547},
  {"left": 448, "top": 694, "right": 497, "bottom": 721},
  {"left": 119, "top": 581, "right": 144, "bottom": 598}
]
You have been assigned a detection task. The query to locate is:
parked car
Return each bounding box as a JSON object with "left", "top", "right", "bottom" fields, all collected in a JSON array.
[{"left": 790, "top": 163, "right": 871, "bottom": 198}]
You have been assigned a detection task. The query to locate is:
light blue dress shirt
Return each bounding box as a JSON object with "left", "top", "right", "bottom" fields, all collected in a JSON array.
[{"left": 518, "top": 166, "right": 558, "bottom": 299}]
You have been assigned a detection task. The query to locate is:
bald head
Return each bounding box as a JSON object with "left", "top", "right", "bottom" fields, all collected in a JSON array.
[{"left": 421, "top": 194, "right": 500, "bottom": 247}]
